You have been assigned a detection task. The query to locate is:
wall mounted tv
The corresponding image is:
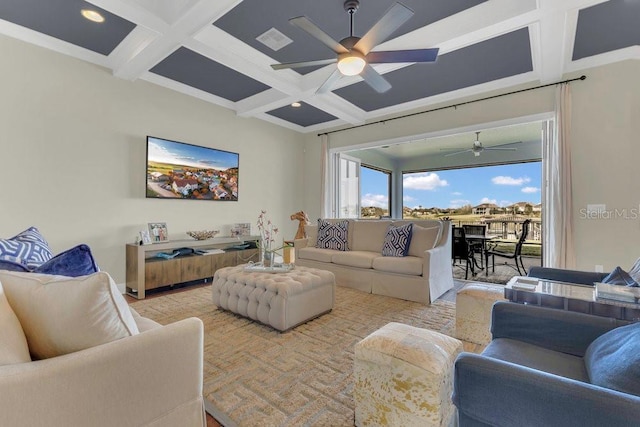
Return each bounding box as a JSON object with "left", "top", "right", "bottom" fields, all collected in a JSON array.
[{"left": 146, "top": 136, "right": 239, "bottom": 201}]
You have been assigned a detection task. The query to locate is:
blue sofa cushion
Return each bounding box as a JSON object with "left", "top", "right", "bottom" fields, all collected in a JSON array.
[
  {"left": 382, "top": 223, "right": 413, "bottom": 257},
  {"left": 32, "top": 244, "right": 99, "bottom": 277},
  {"left": 0, "top": 227, "right": 54, "bottom": 269},
  {"left": 602, "top": 266, "right": 639, "bottom": 287},
  {"left": 585, "top": 322, "right": 640, "bottom": 396},
  {"left": 316, "top": 219, "right": 349, "bottom": 251}
]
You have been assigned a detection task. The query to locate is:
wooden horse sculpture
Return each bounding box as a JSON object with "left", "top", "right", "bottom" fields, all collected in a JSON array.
[{"left": 290, "top": 211, "right": 310, "bottom": 240}]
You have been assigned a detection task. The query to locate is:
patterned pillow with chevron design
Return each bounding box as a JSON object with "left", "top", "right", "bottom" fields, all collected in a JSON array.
[
  {"left": 0, "top": 227, "right": 54, "bottom": 269},
  {"left": 382, "top": 223, "right": 413, "bottom": 257},
  {"left": 316, "top": 219, "right": 349, "bottom": 251}
]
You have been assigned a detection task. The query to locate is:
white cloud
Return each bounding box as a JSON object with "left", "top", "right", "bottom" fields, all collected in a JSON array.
[
  {"left": 522, "top": 186, "right": 540, "bottom": 193},
  {"left": 499, "top": 200, "right": 513, "bottom": 207},
  {"left": 361, "top": 193, "right": 388, "bottom": 208},
  {"left": 492, "top": 176, "right": 531, "bottom": 186},
  {"left": 403, "top": 173, "right": 448, "bottom": 190},
  {"left": 403, "top": 195, "right": 416, "bottom": 202},
  {"left": 450, "top": 199, "right": 471, "bottom": 208},
  {"left": 479, "top": 197, "right": 497, "bottom": 205},
  {"left": 452, "top": 191, "right": 463, "bottom": 196}
]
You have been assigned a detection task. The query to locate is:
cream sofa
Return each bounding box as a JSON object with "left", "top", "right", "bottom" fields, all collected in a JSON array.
[
  {"left": 0, "top": 270, "right": 205, "bottom": 427},
  {"left": 294, "top": 219, "right": 453, "bottom": 304}
]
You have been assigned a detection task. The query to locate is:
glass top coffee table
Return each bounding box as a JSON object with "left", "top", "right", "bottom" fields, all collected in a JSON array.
[{"left": 505, "top": 276, "right": 640, "bottom": 321}]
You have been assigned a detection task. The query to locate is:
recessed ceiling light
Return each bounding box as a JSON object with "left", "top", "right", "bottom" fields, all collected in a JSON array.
[
  {"left": 291, "top": 102, "right": 302, "bottom": 108},
  {"left": 81, "top": 9, "right": 105, "bottom": 23}
]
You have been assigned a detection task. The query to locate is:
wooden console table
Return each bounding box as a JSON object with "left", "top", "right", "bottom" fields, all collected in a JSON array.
[{"left": 125, "top": 236, "right": 259, "bottom": 299}]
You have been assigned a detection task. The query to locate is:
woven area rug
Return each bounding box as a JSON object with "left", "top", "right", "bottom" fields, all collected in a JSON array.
[{"left": 131, "top": 285, "right": 457, "bottom": 427}]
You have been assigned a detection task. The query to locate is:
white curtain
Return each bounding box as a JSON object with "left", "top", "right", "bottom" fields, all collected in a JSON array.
[
  {"left": 320, "top": 134, "right": 331, "bottom": 218},
  {"left": 543, "top": 83, "right": 576, "bottom": 268}
]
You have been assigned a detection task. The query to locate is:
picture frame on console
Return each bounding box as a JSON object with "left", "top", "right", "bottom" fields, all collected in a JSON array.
[
  {"left": 139, "top": 229, "right": 152, "bottom": 245},
  {"left": 148, "top": 222, "right": 168, "bottom": 242}
]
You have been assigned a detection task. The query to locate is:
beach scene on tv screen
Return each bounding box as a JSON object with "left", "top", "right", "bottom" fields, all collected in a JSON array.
[{"left": 146, "top": 137, "right": 239, "bottom": 200}]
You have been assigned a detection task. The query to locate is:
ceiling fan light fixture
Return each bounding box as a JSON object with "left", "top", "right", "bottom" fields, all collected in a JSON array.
[{"left": 337, "top": 52, "right": 366, "bottom": 76}]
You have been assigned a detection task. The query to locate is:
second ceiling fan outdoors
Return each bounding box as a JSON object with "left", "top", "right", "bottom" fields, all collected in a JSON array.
[
  {"left": 442, "top": 132, "right": 522, "bottom": 157},
  {"left": 271, "top": 0, "right": 439, "bottom": 94}
]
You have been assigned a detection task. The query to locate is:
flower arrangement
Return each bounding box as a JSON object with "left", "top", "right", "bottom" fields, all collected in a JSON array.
[{"left": 257, "top": 210, "right": 279, "bottom": 252}]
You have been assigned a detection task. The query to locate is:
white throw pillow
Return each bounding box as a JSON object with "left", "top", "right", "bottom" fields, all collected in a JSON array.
[
  {"left": 0, "top": 280, "right": 31, "bottom": 365},
  {"left": 0, "top": 271, "right": 139, "bottom": 360}
]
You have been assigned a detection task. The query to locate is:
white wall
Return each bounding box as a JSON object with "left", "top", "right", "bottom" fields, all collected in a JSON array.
[
  {"left": 0, "top": 35, "right": 305, "bottom": 284},
  {"left": 303, "top": 60, "right": 640, "bottom": 271}
]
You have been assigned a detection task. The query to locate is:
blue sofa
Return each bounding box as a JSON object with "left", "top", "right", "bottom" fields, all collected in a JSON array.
[{"left": 453, "top": 302, "right": 640, "bottom": 427}]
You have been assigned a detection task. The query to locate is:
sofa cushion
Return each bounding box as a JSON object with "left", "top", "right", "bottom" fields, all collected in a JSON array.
[
  {"left": 298, "top": 246, "right": 339, "bottom": 263},
  {"left": 602, "top": 266, "right": 638, "bottom": 287},
  {"left": 0, "top": 271, "right": 139, "bottom": 360},
  {"left": 0, "top": 281, "right": 31, "bottom": 365},
  {"left": 332, "top": 251, "right": 379, "bottom": 269},
  {"left": 32, "top": 244, "right": 99, "bottom": 277},
  {"left": 0, "top": 227, "right": 54, "bottom": 269},
  {"left": 316, "top": 219, "right": 349, "bottom": 251},
  {"left": 382, "top": 223, "right": 413, "bottom": 257},
  {"left": 372, "top": 255, "right": 423, "bottom": 276},
  {"left": 407, "top": 225, "right": 441, "bottom": 257},
  {"left": 585, "top": 322, "right": 640, "bottom": 396},
  {"left": 351, "top": 220, "right": 392, "bottom": 252}
]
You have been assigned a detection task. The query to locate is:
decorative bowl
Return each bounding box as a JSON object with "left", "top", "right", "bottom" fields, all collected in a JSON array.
[{"left": 186, "top": 230, "right": 220, "bottom": 240}]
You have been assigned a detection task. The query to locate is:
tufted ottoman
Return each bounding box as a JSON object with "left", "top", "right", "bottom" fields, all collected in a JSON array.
[
  {"left": 354, "top": 322, "right": 463, "bottom": 427},
  {"left": 211, "top": 265, "right": 335, "bottom": 332},
  {"left": 455, "top": 282, "right": 506, "bottom": 345}
]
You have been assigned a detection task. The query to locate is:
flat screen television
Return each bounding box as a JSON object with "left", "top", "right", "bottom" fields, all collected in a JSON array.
[{"left": 146, "top": 136, "right": 239, "bottom": 201}]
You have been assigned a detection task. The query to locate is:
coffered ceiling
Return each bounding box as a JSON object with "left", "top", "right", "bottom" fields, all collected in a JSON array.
[{"left": 1, "top": 0, "right": 638, "bottom": 133}]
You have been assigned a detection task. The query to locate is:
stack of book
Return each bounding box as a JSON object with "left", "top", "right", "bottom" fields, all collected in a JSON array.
[{"left": 595, "top": 282, "right": 640, "bottom": 304}]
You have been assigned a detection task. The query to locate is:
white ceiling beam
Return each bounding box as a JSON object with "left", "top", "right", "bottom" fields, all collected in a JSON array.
[{"left": 110, "top": 0, "right": 241, "bottom": 80}]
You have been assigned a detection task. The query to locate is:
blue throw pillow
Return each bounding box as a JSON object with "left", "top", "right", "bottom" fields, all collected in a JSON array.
[
  {"left": 602, "top": 266, "right": 638, "bottom": 287},
  {"left": 382, "top": 223, "right": 413, "bottom": 257},
  {"left": 316, "top": 219, "right": 349, "bottom": 251},
  {"left": 585, "top": 322, "right": 640, "bottom": 396},
  {"left": 0, "top": 227, "right": 53, "bottom": 269},
  {"left": 32, "top": 244, "right": 99, "bottom": 277},
  {"left": 0, "top": 258, "right": 29, "bottom": 272}
]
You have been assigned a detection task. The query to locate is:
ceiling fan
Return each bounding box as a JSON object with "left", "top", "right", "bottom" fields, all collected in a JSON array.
[
  {"left": 271, "top": 0, "right": 439, "bottom": 94},
  {"left": 442, "top": 132, "right": 522, "bottom": 157}
]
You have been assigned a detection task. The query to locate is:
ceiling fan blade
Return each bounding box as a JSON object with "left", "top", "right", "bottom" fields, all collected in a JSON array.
[
  {"left": 444, "top": 149, "right": 473, "bottom": 157},
  {"left": 290, "top": 16, "right": 348, "bottom": 54},
  {"left": 366, "top": 48, "right": 439, "bottom": 64},
  {"left": 316, "top": 68, "right": 342, "bottom": 94},
  {"left": 354, "top": 2, "right": 414, "bottom": 55},
  {"left": 485, "top": 141, "right": 522, "bottom": 148},
  {"left": 484, "top": 147, "right": 518, "bottom": 151},
  {"left": 360, "top": 64, "right": 392, "bottom": 93},
  {"left": 271, "top": 58, "right": 337, "bottom": 70}
]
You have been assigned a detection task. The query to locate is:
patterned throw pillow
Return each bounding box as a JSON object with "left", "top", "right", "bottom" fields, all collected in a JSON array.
[
  {"left": 0, "top": 227, "right": 53, "bottom": 269},
  {"left": 382, "top": 223, "right": 413, "bottom": 257},
  {"left": 316, "top": 219, "right": 349, "bottom": 251},
  {"left": 602, "top": 266, "right": 639, "bottom": 287}
]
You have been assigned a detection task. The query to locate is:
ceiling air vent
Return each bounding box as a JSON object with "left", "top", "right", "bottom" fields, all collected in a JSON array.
[{"left": 256, "top": 28, "right": 292, "bottom": 51}]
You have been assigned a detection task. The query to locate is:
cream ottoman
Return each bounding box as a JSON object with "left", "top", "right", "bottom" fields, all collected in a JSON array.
[
  {"left": 354, "top": 322, "right": 463, "bottom": 427},
  {"left": 211, "top": 264, "right": 335, "bottom": 332},
  {"left": 455, "top": 282, "right": 506, "bottom": 345}
]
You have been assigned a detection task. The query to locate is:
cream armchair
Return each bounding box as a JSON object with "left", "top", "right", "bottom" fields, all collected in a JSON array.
[{"left": 0, "top": 314, "right": 205, "bottom": 427}]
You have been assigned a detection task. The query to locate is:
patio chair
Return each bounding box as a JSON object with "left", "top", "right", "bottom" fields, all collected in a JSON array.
[
  {"left": 452, "top": 226, "right": 476, "bottom": 280},
  {"left": 462, "top": 224, "right": 487, "bottom": 267},
  {"left": 484, "top": 219, "right": 531, "bottom": 276}
]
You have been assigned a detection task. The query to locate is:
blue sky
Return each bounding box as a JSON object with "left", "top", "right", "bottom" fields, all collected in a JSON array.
[
  {"left": 148, "top": 137, "right": 238, "bottom": 170},
  {"left": 361, "top": 162, "right": 542, "bottom": 209}
]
